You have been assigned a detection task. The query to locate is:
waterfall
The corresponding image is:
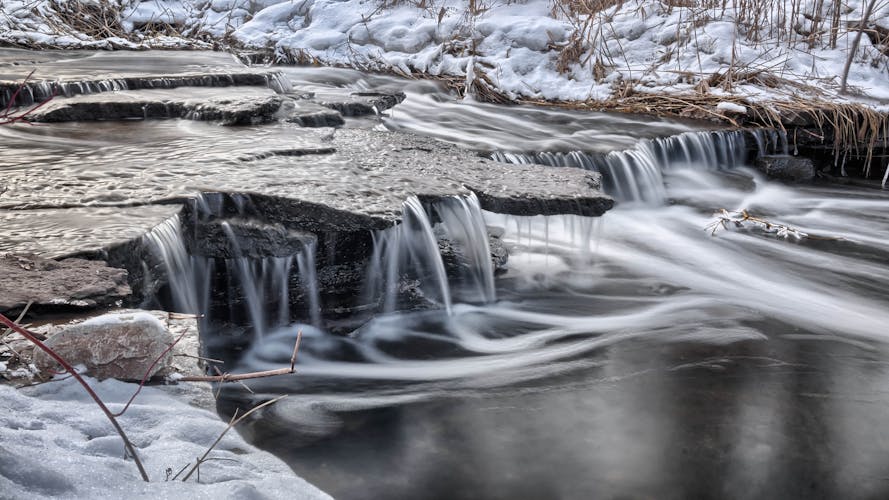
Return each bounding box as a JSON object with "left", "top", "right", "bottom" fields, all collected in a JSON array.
[
  {"left": 296, "top": 240, "right": 322, "bottom": 327},
  {"left": 434, "top": 192, "right": 497, "bottom": 304},
  {"left": 492, "top": 130, "right": 749, "bottom": 205},
  {"left": 365, "top": 196, "right": 453, "bottom": 314},
  {"left": 142, "top": 192, "right": 323, "bottom": 336},
  {"left": 220, "top": 221, "right": 297, "bottom": 337},
  {"left": 484, "top": 212, "right": 600, "bottom": 264},
  {"left": 364, "top": 194, "right": 504, "bottom": 314},
  {"left": 224, "top": 254, "right": 294, "bottom": 338},
  {"left": 143, "top": 214, "right": 212, "bottom": 318}
]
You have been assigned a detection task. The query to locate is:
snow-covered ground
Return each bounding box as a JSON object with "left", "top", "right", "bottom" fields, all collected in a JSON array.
[
  {"left": 0, "top": 377, "right": 330, "bottom": 500},
  {"left": 1, "top": 0, "right": 887, "bottom": 108}
]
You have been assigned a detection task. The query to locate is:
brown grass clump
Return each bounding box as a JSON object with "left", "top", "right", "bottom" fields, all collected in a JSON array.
[{"left": 44, "top": 0, "right": 127, "bottom": 40}]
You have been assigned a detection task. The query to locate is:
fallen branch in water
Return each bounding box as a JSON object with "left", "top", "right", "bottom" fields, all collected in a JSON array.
[
  {"left": 706, "top": 209, "right": 842, "bottom": 241},
  {"left": 0, "top": 313, "right": 150, "bottom": 482},
  {"left": 176, "top": 330, "right": 301, "bottom": 383}
]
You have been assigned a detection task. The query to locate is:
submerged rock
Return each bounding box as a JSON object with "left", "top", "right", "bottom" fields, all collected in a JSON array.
[
  {"left": 0, "top": 254, "right": 130, "bottom": 314},
  {"left": 754, "top": 155, "right": 816, "bottom": 182},
  {"left": 31, "top": 311, "right": 174, "bottom": 381}
]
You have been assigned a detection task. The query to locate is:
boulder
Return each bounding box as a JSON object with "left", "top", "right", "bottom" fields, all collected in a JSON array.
[
  {"left": 32, "top": 312, "right": 174, "bottom": 381},
  {"left": 0, "top": 254, "right": 130, "bottom": 313},
  {"left": 754, "top": 155, "right": 815, "bottom": 182}
]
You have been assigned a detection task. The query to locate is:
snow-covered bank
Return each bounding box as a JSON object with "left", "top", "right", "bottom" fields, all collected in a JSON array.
[
  {"left": 1, "top": 0, "right": 887, "bottom": 110},
  {"left": 0, "top": 378, "right": 330, "bottom": 500}
]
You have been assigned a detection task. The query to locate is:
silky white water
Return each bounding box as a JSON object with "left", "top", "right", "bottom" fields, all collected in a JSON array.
[{"left": 202, "top": 69, "right": 889, "bottom": 499}]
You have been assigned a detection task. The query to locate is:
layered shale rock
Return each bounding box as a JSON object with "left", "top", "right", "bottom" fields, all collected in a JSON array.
[{"left": 0, "top": 254, "right": 130, "bottom": 314}]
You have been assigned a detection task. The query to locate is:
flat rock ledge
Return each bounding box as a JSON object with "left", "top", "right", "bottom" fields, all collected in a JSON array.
[
  {"left": 0, "top": 254, "right": 130, "bottom": 314},
  {"left": 25, "top": 88, "right": 284, "bottom": 125}
]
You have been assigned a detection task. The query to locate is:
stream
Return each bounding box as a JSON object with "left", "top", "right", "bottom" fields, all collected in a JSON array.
[
  {"left": 227, "top": 68, "right": 889, "bottom": 499},
  {"left": 3, "top": 54, "right": 889, "bottom": 499}
]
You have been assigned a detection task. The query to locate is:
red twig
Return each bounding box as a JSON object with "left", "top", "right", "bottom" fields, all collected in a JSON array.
[
  {"left": 177, "top": 329, "right": 302, "bottom": 383},
  {"left": 0, "top": 313, "right": 150, "bottom": 482},
  {"left": 1, "top": 69, "right": 34, "bottom": 118},
  {"left": 1, "top": 71, "right": 57, "bottom": 126}
]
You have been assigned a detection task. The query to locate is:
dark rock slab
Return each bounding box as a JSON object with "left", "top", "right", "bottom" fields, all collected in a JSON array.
[
  {"left": 25, "top": 88, "right": 283, "bottom": 125},
  {"left": 0, "top": 254, "right": 130, "bottom": 313},
  {"left": 190, "top": 217, "right": 316, "bottom": 259},
  {"left": 282, "top": 100, "right": 346, "bottom": 127},
  {"left": 315, "top": 91, "right": 406, "bottom": 117},
  {"left": 31, "top": 312, "right": 174, "bottom": 380},
  {"left": 754, "top": 154, "right": 816, "bottom": 182}
]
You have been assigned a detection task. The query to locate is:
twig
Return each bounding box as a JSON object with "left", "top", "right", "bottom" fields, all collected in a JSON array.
[
  {"left": 0, "top": 313, "right": 150, "bottom": 482},
  {"left": 176, "top": 330, "right": 302, "bottom": 383},
  {"left": 0, "top": 299, "right": 33, "bottom": 341},
  {"left": 173, "top": 353, "right": 224, "bottom": 364},
  {"left": 180, "top": 395, "right": 287, "bottom": 482},
  {"left": 840, "top": 0, "right": 879, "bottom": 94},
  {"left": 706, "top": 208, "right": 841, "bottom": 240},
  {"left": 111, "top": 328, "right": 189, "bottom": 417}
]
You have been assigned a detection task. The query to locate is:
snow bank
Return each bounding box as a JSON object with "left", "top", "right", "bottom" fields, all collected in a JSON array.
[
  {"left": 0, "top": 379, "right": 330, "bottom": 499},
  {"left": 0, "top": 0, "right": 887, "bottom": 107}
]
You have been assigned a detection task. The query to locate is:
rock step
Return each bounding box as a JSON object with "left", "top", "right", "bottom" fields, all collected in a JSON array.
[
  {"left": 0, "top": 50, "right": 291, "bottom": 109},
  {"left": 25, "top": 87, "right": 284, "bottom": 125},
  {"left": 0, "top": 70, "right": 291, "bottom": 110}
]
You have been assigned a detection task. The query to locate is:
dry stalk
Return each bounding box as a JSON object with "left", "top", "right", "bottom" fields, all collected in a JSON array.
[{"left": 178, "top": 395, "right": 288, "bottom": 482}]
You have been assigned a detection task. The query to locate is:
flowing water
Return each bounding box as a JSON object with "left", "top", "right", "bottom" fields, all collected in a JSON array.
[
  {"left": 2, "top": 54, "right": 889, "bottom": 499},
  {"left": 225, "top": 68, "right": 889, "bottom": 500}
]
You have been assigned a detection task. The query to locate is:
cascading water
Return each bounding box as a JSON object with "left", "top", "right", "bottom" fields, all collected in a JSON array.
[
  {"left": 141, "top": 192, "right": 324, "bottom": 336},
  {"left": 364, "top": 196, "right": 454, "bottom": 314},
  {"left": 221, "top": 220, "right": 295, "bottom": 337},
  {"left": 0, "top": 71, "right": 295, "bottom": 109},
  {"left": 362, "top": 193, "right": 503, "bottom": 314},
  {"left": 142, "top": 214, "right": 210, "bottom": 317},
  {"left": 492, "top": 130, "right": 749, "bottom": 205},
  {"left": 296, "top": 240, "right": 322, "bottom": 327},
  {"left": 433, "top": 192, "right": 497, "bottom": 303}
]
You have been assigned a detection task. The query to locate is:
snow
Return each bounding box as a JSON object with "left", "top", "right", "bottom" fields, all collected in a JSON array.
[
  {"left": 79, "top": 311, "right": 165, "bottom": 329},
  {"left": 0, "top": 378, "right": 331, "bottom": 499},
  {"left": 1, "top": 0, "right": 884, "bottom": 109},
  {"left": 716, "top": 102, "right": 748, "bottom": 114}
]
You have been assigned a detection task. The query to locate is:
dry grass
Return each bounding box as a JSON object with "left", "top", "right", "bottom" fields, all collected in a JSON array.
[{"left": 44, "top": 0, "right": 127, "bottom": 40}]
